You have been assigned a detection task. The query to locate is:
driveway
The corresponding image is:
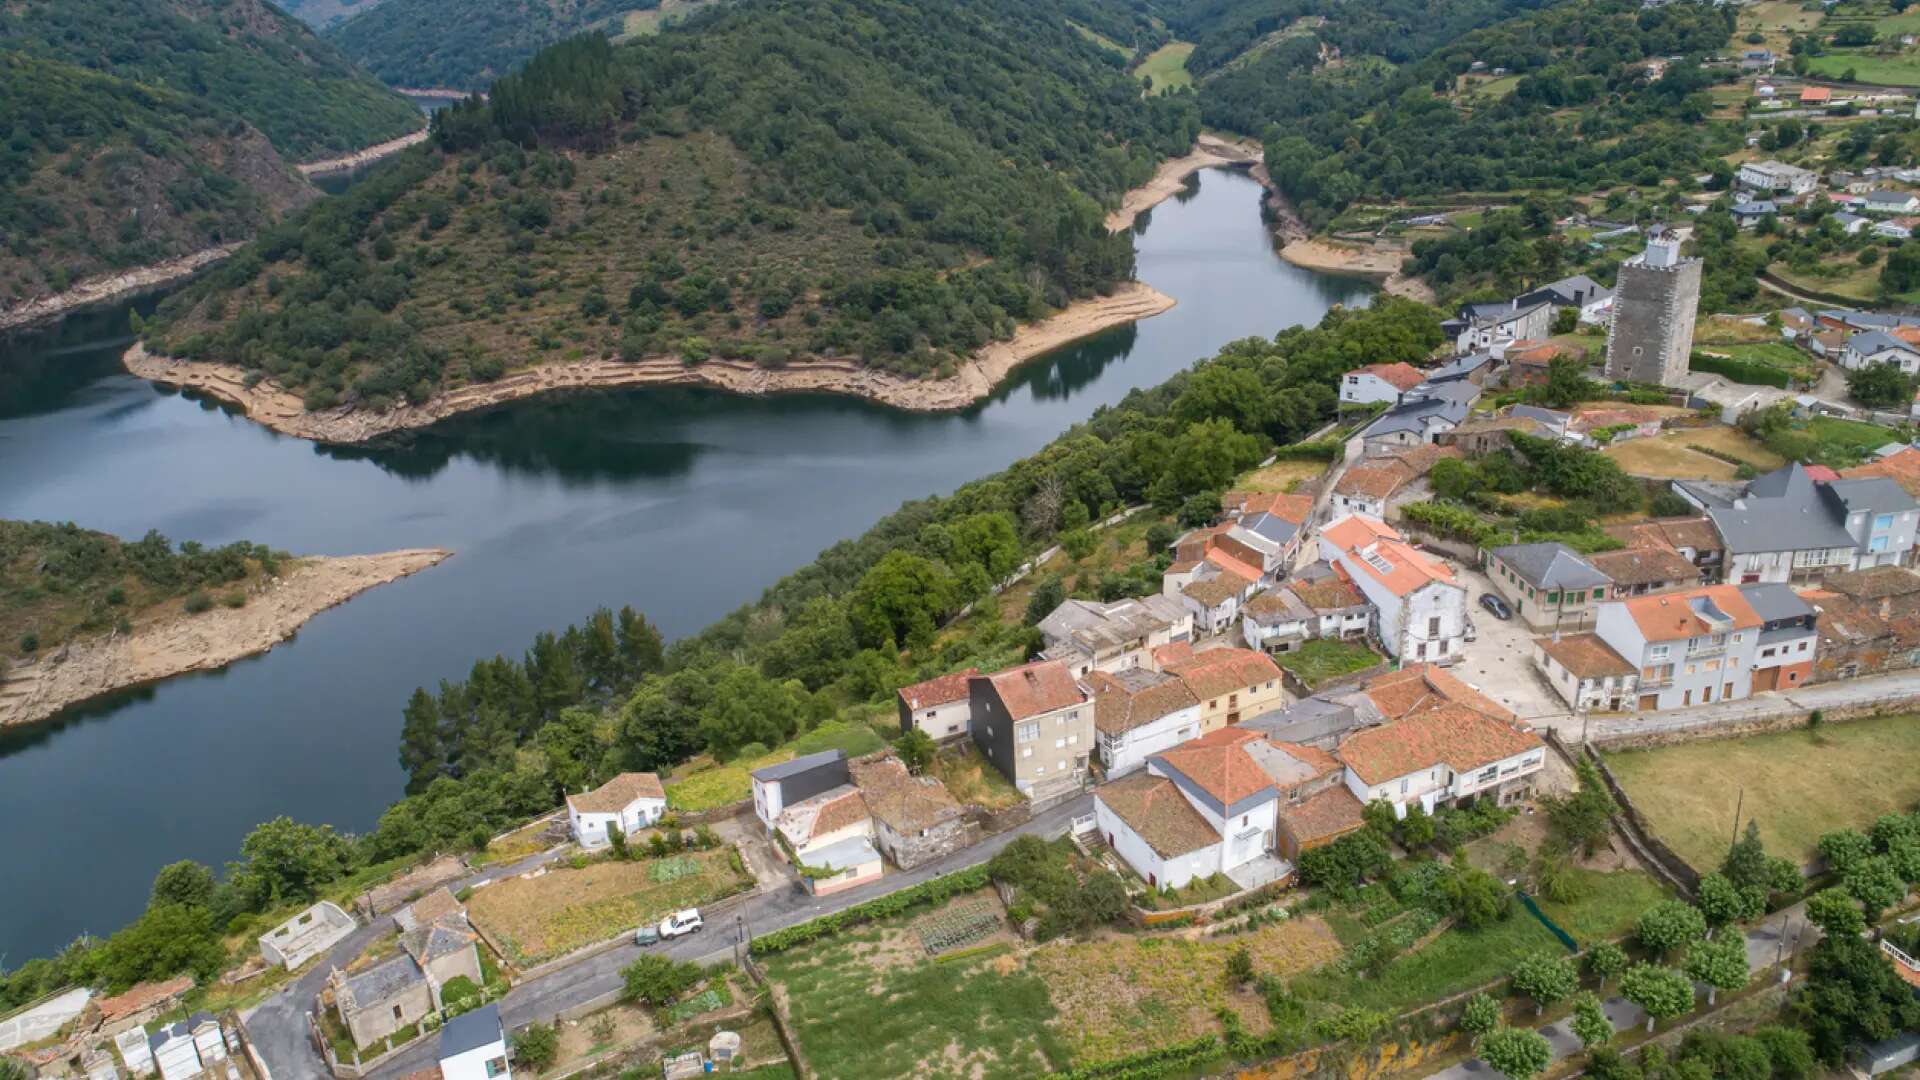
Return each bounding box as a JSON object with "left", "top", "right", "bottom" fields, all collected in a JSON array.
[
  {"left": 1445, "top": 565, "right": 1570, "bottom": 728},
  {"left": 306, "top": 794, "right": 1093, "bottom": 1080}
]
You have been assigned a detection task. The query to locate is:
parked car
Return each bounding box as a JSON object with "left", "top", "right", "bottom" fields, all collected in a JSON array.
[
  {"left": 1479, "top": 593, "right": 1513, "bottom": 621},
  {"left": 659, "top": 909, "right": 704, "bottom": 938},
  {"left": 633, "top": 924, "right": 661, "bottom": 946}
]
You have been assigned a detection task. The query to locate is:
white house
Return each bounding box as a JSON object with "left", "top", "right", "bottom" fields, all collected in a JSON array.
[
  {"left": 1834, "top": 211, "right": 1870, "bottom": 235},
  {"left": 1678, "top": 464, "right": 1919, "bottom": 583},
  {"left": 1736, "top": 159, "right": 1817, "bottom": 195},
  {"left": 750, "top": 749, "right": 851, "bottom": 829},
  {"left": 1318, "top": 514, "right": 1468, "bottom": 664},
  {"left": 147, "top": 1014, "right": 223, "bottom": 1080},
  {"left": 1873, "top": 219, "right": 1915, "bottom": 241},
  {"left": 1516, "top": 274, "right": 1613, "bottom": 326},
  {"left": 1334, "top": 670, "right": 1545, "bottom": 817},
  {"left": 1340, "top": 362, "right": 1427, "bottom": 406},
  {"left": 565, "top": 772, "right": 666, "bottom": 848},
  {"left": 1591, "top": 583, "right": 1817, "bottom": 710},
  {"left": 896, "top": 668, "right": 979, "bottom": 742},
  {"left": 1533, "top": 633, "right": 1641, "bottom": 712},
  {"left": 257, "top": 900, "right": 356, "bottom": 969},
  {"left": 1087, "top": 667, "right": 1201, "bottom": 778},
  {"left": 1448, "top": 299, "right": 1553, "bottom": 353},
  {"left": 1864, "top": 189, "right": 1920, "bottom": 215},
  {"left": 1092, "top": 728, "right": 1281, "bottom": 891},
  {"left": 438, "top": 1004, "right": 511, "bottom": 1080}
]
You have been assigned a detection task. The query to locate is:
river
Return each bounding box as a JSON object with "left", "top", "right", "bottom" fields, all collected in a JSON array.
[{"left": 0, "top": 167, "right": 1371, "bottom": 962}]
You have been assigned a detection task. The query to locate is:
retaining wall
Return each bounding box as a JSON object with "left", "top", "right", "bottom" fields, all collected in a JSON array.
[
  {"left": 1571, "top": 735, "right": 1702, "bottom": 897},
  {"left": 1588, "top": 690, "right": 1920, "bottom": 750}
]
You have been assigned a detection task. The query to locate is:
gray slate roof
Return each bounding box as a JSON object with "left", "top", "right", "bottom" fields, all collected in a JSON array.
[
  {"left": 440, "top": 1004, "right": 505, "bottom": 1060},
  {"left": 805, "top": 835, "right": 882, "bottom": 873},
  {"left": 1696, "top": 464, "right": 1857, "bottom": 554},
  {"left": 1425, "top": 352, "right": 1495, "bottom": 383},
  {"left": 339, "top": 954, "right": 425, "bottom": 1012},
  {"left": 1239, "top": 511, "right": 1299, "bottom": 545},
  {"left": 1739, "top": 582, "right": 1814, "bottom": 623},
  {"left": 1846, "top": 329, "right": 1920, "bottom": 358},
  {"left": 1360, "top": 393, "right": 1469, "bottom": 440},
  {"left": 1519, "top": 274, "right": 1610, "bottom": 309},
  {"left": 751, "top": 749, "right": 847, "bottom": 783},
  {"left": 1237, "top": 696, "right": 1362, "bottom": 745},
  {"left": 1491, "top": 542, "right": 1610, "bottom": 590},
  {"left": 1461, "top": 299, "right": 1551, "bottom": 325},
  {"left": 1508, "top": 405, "right": 1570, "bottom": 430}
]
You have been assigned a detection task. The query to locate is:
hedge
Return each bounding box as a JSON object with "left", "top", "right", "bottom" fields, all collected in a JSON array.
[
  {"left": 750, "top": 865, "right": 991, "bottom": 954},
  {"left": 1399, "top": 501, "right": 1499, "bottom": 547},
  {"left": 1050, "top": 1035, "right": 1222, "bottom": 1079},
  {"left": 1688, "top": 353, "right": 1791, "bottom": 389},
  {"left": 1270, "top": 440, "right": 1345, "bottom": 462}
]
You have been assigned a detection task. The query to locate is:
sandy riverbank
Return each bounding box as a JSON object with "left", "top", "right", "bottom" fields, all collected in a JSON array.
[
  {"left": 1106, "top": 134, "right": 1264, "bottom": 233},
  {"left": 0, "top": 245, "right": 243, "bottom": 334},
  {"left": 0, "top": 549, "right": 450, "bottom": 728},
  {"left": 299, "top": 128, "right": 432, "bottom": 177},
  {"left": 123, "top": 281, "right": 1177, "bottom": 443},
  {"left": 1278, "top": 237, "right": 1435, "bottom": 302}
]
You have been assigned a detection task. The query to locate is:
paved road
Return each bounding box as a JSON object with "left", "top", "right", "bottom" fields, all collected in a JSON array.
[
  {"left": 247, "top": 795, "right": 1090, "bottom": 1080},
  {"left": 1428, "top": 904, "right": 1813, "bottom": 1080}
]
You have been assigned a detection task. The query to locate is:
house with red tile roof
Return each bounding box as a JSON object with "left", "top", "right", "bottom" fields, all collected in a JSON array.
[
  {"left": 1334, "top": 696, "right": 1545, "bottom": 817},
  {"left": 1318, "top": 513, "right": 1469, "bottom": 664},
  {"left": 1591, "top": 582, "right": 1818, "bottom": 710},
  {"left": 968, "top": 660, "right": 1093, "bottom": 800},
  {"left": 897, "top": 667, "right": 979, "bottom": 742},
  {"left": 1093, "top": 727, "right": 1287, "bottom": 891},
  {"left": 1340, "top": 362, "right": 1428, "bottom": 406},
  {"left": 1160, "top": 646, "right": 1285, "bottom": 732}
]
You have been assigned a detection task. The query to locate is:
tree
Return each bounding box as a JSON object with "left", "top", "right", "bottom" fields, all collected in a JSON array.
[
  {"left": 1540, "top": 355, "right": 1599, "bottom": 409},
  {"left": 1636, "top": 900, "right": 1707, "bottom": 956},
  {"left": 1795, "top": 933, "right": 1920, "bottom": 1063},
  {"left": 1585, "top": 942, "right": 1628, "bottom": 987},
  {"left": 1818, "top": 829, "right": 1872, "bottom": 874},
  {"left": 231, "top": 817, "right": 354, "bottom": 908},
  {"left": 1570, "top": 991, "right": 1613, "bottom": 1051},
  {"left": 1511, "top": 952, "right": 1578, "bottom": 1016},
  {"left": 1844, "top": 854, "right": 1907, "bottom": 923},
  {"left": 1478, "top": 1026, "right": 1554, "bottom": 1080},
  {"left": 1226, "top": 945, "right": 1255, "bottom": 988},
  {"left": 1847, "top": 362, "right": 1912, "bottom": 409},
  {"left": 605, "top": 821, "right": 628, "bottom": 861},
  {"left": 1461, "top": 992, "right": 1502, "bottom": 1036},
  {"left": 1620, "top": 964, "right": 1695, "bottom": 1033},
  {"left": 896, "top": 728, "right": 936, "bottom": 775},
  {"left": 1398, "top": 804, "right": 1437, "bottom": 849},
  {"left": 1544, "top": 759, "right": 1617, "bottom": 856},
  {"left": 149, "top": 861, "right": 217, "bottom": 911},
  {"left": 1024, "top": 577, "right": 1066, "bottom": 626},
  {"left": 1684, "top": 936, "right": 1750, "bottom": 1006},
  {"left": 621, "top": 954, "right": 702, "bottom": 1005},
  {"left": 1751, "top": 1025, "right": 1816, "bottom": 1080},
  {"left": 1695, "top": 872, "right": 1758, "bottom": 934},
  {"left": 696, "top": 667, "right": 804, "bottom": 760},
  {"left": 511, "top": 1022, "right": 559, "bottom": 1071},
  {"left": 1804, "top": 886, "right": 1866, "bottom": 937},
  {"left": 849, "top": 550, "right": 956, "bottom": 650},
  {"left": 94, "top": 903, "right": 225, "bottom": 992},
  {"left": 1720, "top": 820, "right": 1792, "bottom": 905},
  {"left": 1443, "top": 860, "right": 1511, "bottom": 929},
  {"left": 1882, "top": 240, "right": 1920, "bottom": 293}
]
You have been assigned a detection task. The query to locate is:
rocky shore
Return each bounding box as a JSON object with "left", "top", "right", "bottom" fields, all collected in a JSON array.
[
  {"left": 0, "top": 245, "right": 243, "bottom": 334},
  {"left": 1106, "top": 133, "right": 1264, "bottom": 233},
  {"left": 298, "top": 127, "right": 432, "bottom": 177},
  {"left": 0, "top": 549, "right": 450, "bottom": 728}
]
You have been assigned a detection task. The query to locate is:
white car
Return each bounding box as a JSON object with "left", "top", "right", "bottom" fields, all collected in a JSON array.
[{"left": 658, "top": 909, "right": 704, "bottom": 939}]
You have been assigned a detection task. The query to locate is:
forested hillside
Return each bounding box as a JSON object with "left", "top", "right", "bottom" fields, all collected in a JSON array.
[
  {"left": 326, "top": 0, "right": 688, "bottom": 91},
  {"left": 279, "top": 0, "right": 394, "bottom": 30},
  {"left": 0, "top": 0, "right": 424, "bottom": 309},
  {"left": 0, "top": 0, "right": 421, "bottom": 160},
  {"left": 141, "top": 0, "right": 1199, "bottom": 413}
]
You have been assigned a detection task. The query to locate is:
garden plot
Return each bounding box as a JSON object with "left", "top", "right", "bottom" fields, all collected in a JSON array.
[
  {"left": 913, "top": 902, "right": 1000, "bottom": 956},
  {"left": 468, "top": 849, "right": 750, "bottom": 964}
]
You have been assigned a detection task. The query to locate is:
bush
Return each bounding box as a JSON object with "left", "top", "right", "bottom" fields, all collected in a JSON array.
[
  {"left": 184, "top": 591, "right": 213, "bottom": 614},
  {"left": 752, "top": 865, "right": 989, "bottom": 953},
  {"left": 510, "top": 1022, "right": 558, "bottom": 1071},
  {"left": 621, "top": 954, "right": 702, "bottom": 1005},
  {"left": 1688, "top": 353, "right": 1790, "bottom": 388}
]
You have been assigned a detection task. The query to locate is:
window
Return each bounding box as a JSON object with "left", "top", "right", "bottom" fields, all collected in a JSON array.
[
  {"left": 1427, "top": 616, "right": 1440, "bottom": 636},
  {"left": 1798, "top": 641, "right": 1809, "bottom": 652},
  {"left": 1016, "top": 722, "right": 1038, "bottom": 743},
  {"left": 1593, "top": 587, "right": 1605, "bottom": 600},
  {"left": 1649, "top": 645, "right": 1669, "bottom": 661},
  {"left": 1570, "top": 591, "right": 1585, "bottom": 603},
  {"left": 486, "top": 1059, "right": 508, "bottom": 1079},
  {"left": 1055, "top": 738, "right": 1065, "bottom": 749},
  {"left": 1877, "top": 513, "right": 1895, "bottom": 530},
  {"left": 1547, "top": 591, "right": 1560, "bottom": 604},
  {"left": 1022, "top": 747, "right": 1032, "bottom": 758},
  {"left": 392, "top": 1005, "right": 405, "bottom": 1021}
]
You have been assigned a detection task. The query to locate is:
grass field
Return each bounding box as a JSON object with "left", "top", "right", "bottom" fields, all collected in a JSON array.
[
  {"left": 928, "top": 742, "right": 1024, "bottom": 810},
  {"left": 618, "top": 0, "right": 717, "bottom": 36},
  {"left": 665, "top": 720, "right": 887, "bottom": 811},
  {"left": 1134, "top": 42, "right": 1195, "bottom": 95},
  {"left": 1236, "top": 459, "right": 1328, "bottom": 494},
  {"left": 1714, "top": 342, "right": 1818, "bottom": 380},
  {"left": 1806, "top": 415, "right": 1902, "bottom": 455},
  {"left": 1276, "top": 639, "right": 1381, "bottom": 689},
  {"left": 1805, "top": 50, "right": 1920, "bottom": 85},
  {"left": 1604, "top": 428, "right": 1785, "bottom": 481},
  {"left": 1606, "top": 714, "right": 1920, "bottom": 870},
  {"left": 1740, "top": 0, "right": 1825, "bottom": 53},
  {"left": 468, "top": 848, "right": 749, "bottom": 964},
  {"left": 1771, "top": 258, "right": 1886, "bottom": 304},
  {"left": 1290, "top": 869, "right": 1667, "bottom": 1012}
]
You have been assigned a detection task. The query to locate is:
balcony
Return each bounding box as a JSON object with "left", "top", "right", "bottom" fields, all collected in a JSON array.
[{"left": 1684, "top": 642, "right": 1727, "bottom": 659}]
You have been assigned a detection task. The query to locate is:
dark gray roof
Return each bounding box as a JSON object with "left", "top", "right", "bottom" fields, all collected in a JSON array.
[
  {"left": 1732, "top": 200, "right": 1777, "bottom": 216},
  {"left": 1240, "top": 511, "right": 1299, "bottom": 545},
  {"left": 1238, "top": 696, "right": 1361, "bottom": 745},
  {"left": 1865, "top": 189, "right": 1916, "bottom": 207},
  {"left": 439, "top": 1004, "right": 505, "bottom": 1060},
  {"left": 1699, "top": 465, "right": 1856, "bottom": 554},
  {"left": 1417, "top": 380, "right": 1482, "bottom": 406},
  {"left": 1519, "top": 275, "right": 1610, "bottom": 309},
  {"left": 1426, "top": 353, "right": 1495, "bottom": 383},
  {"left": 1360, "top": 394, "right": 1468, "bottom": 439},
  {"left": 1824, "top": 476, "right": 1919, "bottom": 515},
  {"left": 1739, "top": 582, "right": 1814, "bottom": 623},
  {"left": 1823, "top": 310, "right": 1920, "bottom": 331},
  {"left": 339, "top": 954, "right": 425, "bottom": 1012},
  {"left": 1846, "top": 329, "right": 1919, "bottom": 358},
  {"left": 1490, "top": 542, "right": 1610, "bottom": 589},
  {"left": 751, "top": 749, "right": 847, "bottom": 783},
  {"left": 1508, "top": 405, "right": 1569, "bottom": 430},
  {"left": 1462, "top": 299, "right": 1550, "bottom": 325}
]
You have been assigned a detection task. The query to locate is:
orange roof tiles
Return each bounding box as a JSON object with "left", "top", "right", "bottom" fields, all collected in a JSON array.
[
  {"left": 899, "top": 668, "right": 978, "bottom": 710},
  {"left": 1322, "top": 514, "right": 1401, "bottom": 549},
  {"left": 95, "top": 976, "right": 194, "bottom": 1023},
  {"left": 1535, "top": 633, "right": 1636, "bottom": 680},
  {"left": 1288, "top": 575, "right": 1368, "bottom": 613},
  {"left": 1600, "top": 516, "right": 1721, "bottom": 554},
  {"left": 1154, "top": 727, "right": 1276, "bottom": 807},
  {"left": 1619, "top": 585, "right": 1762, "bottom": 642},
  {"left": 1842, "top": 447, "right": 1920, "bottom": 498},
  {"left": 1226, "top": 491, "right": 1315, "bottom": 524},
  {"left": 1204, "top": 550, "right": 1265, "bottom": 586},
  {"left": 1587, "top": 546, "right": 1700, "bottom": 588},
  {"left": 978, "top": 659, "right": 1087, "bottom": 721},
  {"left": 1323, "top": 515, "right": 1456, "bottom": 598},
  {"left": 1800, "top": 85, "right": 1832, "bottom": 103},
  {"left": 1270, "top": 741, "right": 1342, "bottom": 780},
  {"left": 1163, "top": 646, "right": 1282, "bottom": 701},
  {"left": 1277, "top": 785, "right": 1367, "bottom": 846},
  {"left": 1351, "top": 362, "right": 1427, "bottom": 392},
  {"left": 1337, "top": 705, "right": 1542, "bottom": 786},
  {"left": 1335, "top": 461, "right": 1412, "bottom": 500},
  {"left": 1098, "top": 773, "right": 1221, "bottom": 858},
  {"left": 1087, "top": 669, "right": 1200, "bottom": 736},
  {"left": 1364, "top": 664, "right": 1516, "bottom": 724}
]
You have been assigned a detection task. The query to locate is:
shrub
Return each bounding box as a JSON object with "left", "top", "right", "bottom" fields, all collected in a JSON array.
[
  {"left": 184, "top": 591, "right": 213, "bottom": 614},
  {"left": 1688, "top": 353, "right": 1790, "bottom": 388},
  {"left": 510, "top": 1022, "right": 558, "bottom": 1071},
  {"left": 752, "top": 866, "right": 989, "bottom": 953}
]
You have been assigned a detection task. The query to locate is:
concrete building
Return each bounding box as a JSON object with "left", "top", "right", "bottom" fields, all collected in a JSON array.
[
  {"left": 258, "top": 901, "right": 355, "bottom": 970},
  {"left": 1533, "top": 633, "right": 1640, "bottom": 712},
  {"left": 1334, "top": 684, "right": 1544, "bottom": 817},
  {"left": 1485, "top": 542, "right": 1613, "bottom": 630},
  {"left": 1092, "top": 728, "right": 1281, "bottom": 891},
  {"left": 1087, "top": 667, "right": 1201, "bottom": 778},
  {"left": 437, "top": 1005, "right": 510, "bottom": 1080},
  {"left": 1339, "top": 362, "right": 1427, "bottom": 406},
  {"left": 750, "top": 749, "right": 851, "bottom": 830},
  {"left": 1516, "top": 274, "right": 1613, "bottom": 325},
  {"left": 1158, "top": 644, "right": 1286, "bottom": 732},
  {"left": 1677, "top": 464, "right": 1919, "bottom": 583},
  {"left": 1838, "top": 329, "right": 1920, "bottom": 374},
  {"left": 1036, "top": 595, "right": 1192, "bottom": 679},
  {"left": 969, "top": 659, "right": 1093, "bottom": 800},
  {"left": 1736, "top": 159, "right": 1817, "bottom": 195},
  {"left": 1241, "top": 573, "right": 1372, "bottom": 655},
  {"left": 565, "top": 772, "right": 666, "bottom": 849},
  {"left": 1319, "top": 514, "right": 1469, "bottom": 664},
  {"left": 896, "top": 668, "right": 979, "bottom": 742},
  {"left": 1446, "top": 299, "right": 1553, "bottom": 353},
  {"left": 1603, "top": 237, "right": 1701, "bottom": 387},
  {"left": 1591, "top": 583, "right": 1816, "bottom": 710},
  {"left": 332, "top": 955, "right": 433, "bottom": 1050}
]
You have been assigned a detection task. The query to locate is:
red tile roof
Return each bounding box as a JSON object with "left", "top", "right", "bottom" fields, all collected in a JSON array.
[
  {"left": 1351, "top": 362, "right": 1427, "bottom": 392},
  {"left": 95, "top": 975, "right": 194, "bottom": 1023},
  {"left": 1270, "top": 741, "right": 1342, "bottom": 780},
  {"left": 1364, "top": 664, "right": 1517, "bottom": 724},
  {"left": 1337, "top": 705, "right": 1542, "bottom": 786},
  {"left": 1162, "top": 646, "right": 1281, "bottom": 701},
  {"left": 1535, "top": 633, "right": 1636, "bottom": 680},
  {"left": 899, "top": 668, "right": 978, "bottom": 711},
  {"left": 1087, "top": 670, "right": 1200, "bottom": 736},
  {"left": 1226, "top": 491, "right": 1314, "bottom": 524},
  {"left": 1097, "top": 773, "right": 1220, "bottom": 858},
  {"left": 1323, "top": 515, "right": 1457, "bottom": 598},
  {"left": 1277, "top": 785, "right": 1367, "bottom": 846},
  {"left": 1620, "top": 585, "right": 1763, "bottom": 642},
  {"left": 1154, "top": 727, "right": 1276, "bottom": 806},
  {"left": 1842, "top": 447, "right": 1920, "bottom": 498},
  {"left": 977, "top": 659, "right": 1087, "bottom": 721}
]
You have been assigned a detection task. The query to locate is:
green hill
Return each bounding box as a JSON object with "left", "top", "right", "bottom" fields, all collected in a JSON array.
[
  {"left": 278, "top": 0, "right": 396, "bottom": 31},
  {"left": 326, "top": 0, "right": 682, "bottom": 91},
  {"left": 141, "top": 0, "right": 1199, "bottom": 413}
]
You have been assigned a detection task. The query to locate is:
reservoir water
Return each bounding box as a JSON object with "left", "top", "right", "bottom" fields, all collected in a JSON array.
[{"left": 0, "top": 168, "right": 1371, "bottom": 961}]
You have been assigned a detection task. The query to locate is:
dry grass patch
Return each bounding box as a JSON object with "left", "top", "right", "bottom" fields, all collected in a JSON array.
[
  {"left": 1605, "top": 428, "right": 1783, "bottom": 481},
  {"left": 468, "top": 849, "right": 749, "bottom": 964},
  {"left": 1237, "top": 459, "right": 1328, "bottom": 494},
  {"left": 1032, "top": 916, "right": 1342, "bottom": 1064},
  {"left": 930, "top": 742, "right": 1025, "bottom": 810},
  {"left": 1605, "top": 714, "right": 1920, "bottom": 869}
]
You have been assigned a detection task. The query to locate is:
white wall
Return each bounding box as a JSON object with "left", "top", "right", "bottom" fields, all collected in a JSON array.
[
  {"left": 911, "top": 700, "right": 974, "bottom": 742},
  {"left": 1401, "top": 582, "right": 1468, "bottom": 664},
  {"left": 1093, "top": 795, "right": 1218, "bottom": 891},
  {"left": 570, "top": 798, "right": 667, "bottom": 848},
  {"left": 442, "top": 1038, "right": 511, "bottom": 1080},
  {"left": 1099, "top": 704, "right": 1203, "bottom": 778},
  {"left": 1340, "top": 373, "right": 1404, "bottom": 406}
]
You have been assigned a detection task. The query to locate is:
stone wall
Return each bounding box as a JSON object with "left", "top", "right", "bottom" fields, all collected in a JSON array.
[
  {"left": 877, "top": 816, "right": 973, "bottom": 871},
  {"left": 1588, "top": 690, "right": 1920, "bottom": 751},
  {"left": 1604, "top": 257, "right": 1701, "bottom": 386}
]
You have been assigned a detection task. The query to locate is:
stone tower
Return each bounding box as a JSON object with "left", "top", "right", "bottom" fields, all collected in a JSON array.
[{"left": 1603, "top": 237, "right": 1702, "bottom": 387}]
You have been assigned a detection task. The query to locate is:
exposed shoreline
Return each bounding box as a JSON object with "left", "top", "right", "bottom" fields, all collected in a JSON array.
[
  {"left": 0, "top": 549, "right": 450, "bottom": 729},
  {"left": 0, "top": 245, "right": 243, "bottom": 334},
  {"left": 1278, "top": 236, "right": 1436, "bottom": 302},
  {"left": 298, "top": 127, "right": 432, "bottom": 177},
  {"left": 123, "top": 281, "right": 1177, "bottom": 443},
  {"left": 1106, "top": 133, "right": 1264, "bottom": 233}
]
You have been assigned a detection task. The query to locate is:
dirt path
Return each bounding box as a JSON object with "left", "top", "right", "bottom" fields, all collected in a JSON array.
[
  {"left": 0, "top": 549, "right": 449, "bottom": 728},
  {"left": 123, "top": 282, "right": 1176, "bottom": 443},
  {"left": 0, "top": 245, "right": 244, "bottom": 333},
  {"left": 298, "top": 128, "right": 431, "bottom": 177},
  {"left": 1106, "top": 133, "right": 1264, "bottom": 232}
]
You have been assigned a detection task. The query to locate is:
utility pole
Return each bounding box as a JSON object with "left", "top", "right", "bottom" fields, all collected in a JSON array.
[{"left": 1730, "top": 787, "right": 1745, "bottom": 855}]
